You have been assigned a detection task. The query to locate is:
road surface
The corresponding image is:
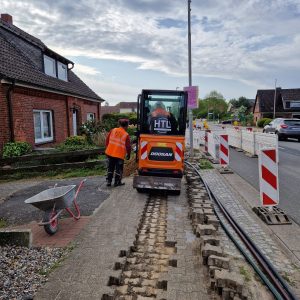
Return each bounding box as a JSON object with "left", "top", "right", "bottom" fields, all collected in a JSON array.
[{"left": 229, "top": 139, "right": 300, "bottom": 225}]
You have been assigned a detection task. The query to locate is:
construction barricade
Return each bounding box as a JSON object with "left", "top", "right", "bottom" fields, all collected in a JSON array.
[{"left": 219, "top": 134, "right": 229, "bottom": 166}]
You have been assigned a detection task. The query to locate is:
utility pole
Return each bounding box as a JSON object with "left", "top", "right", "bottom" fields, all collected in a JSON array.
[
  {"left": 273, "top": 79, "right": 277, "bottom": 119},
  {"left": 188, "top": 0, "right": 193, "bottom": 156}
]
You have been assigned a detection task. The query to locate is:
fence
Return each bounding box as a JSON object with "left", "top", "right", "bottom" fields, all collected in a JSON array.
[
  {"left": 185, "top": 129, "right": 205, "bottom": 149},
  {"left": 185, "top": 127, "right": 278, "bottom": 161},
  {"left": 227, "top": 128, "right": 242, "bottom": 149}
]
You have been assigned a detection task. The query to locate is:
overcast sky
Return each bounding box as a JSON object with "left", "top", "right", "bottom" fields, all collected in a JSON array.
[{"left": 1, "top": 0, "right": 300, "bottom": 104}]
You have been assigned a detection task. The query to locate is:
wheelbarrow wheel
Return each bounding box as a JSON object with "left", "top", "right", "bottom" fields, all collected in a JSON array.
[{"left": 43, "top": 210, "right": 59, "bottom": 235}]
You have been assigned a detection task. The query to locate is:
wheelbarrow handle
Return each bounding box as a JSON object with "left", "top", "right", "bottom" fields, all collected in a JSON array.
[{"left": 74, "top": 179, "right": 86, "bottom": 200}]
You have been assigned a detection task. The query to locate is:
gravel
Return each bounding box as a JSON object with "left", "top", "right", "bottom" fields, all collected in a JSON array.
[{"left": 0, "top": 245, "right": 65, "bottom": 300}]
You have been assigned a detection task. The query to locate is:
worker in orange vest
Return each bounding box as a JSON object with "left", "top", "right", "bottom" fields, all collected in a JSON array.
[{"left": 105, "top": 119, "right": 131, "bottom": 187}]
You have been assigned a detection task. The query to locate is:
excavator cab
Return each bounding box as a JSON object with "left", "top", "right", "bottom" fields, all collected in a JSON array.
[{"left": 133, "top": 89, "right": 188, "bottom": 194}]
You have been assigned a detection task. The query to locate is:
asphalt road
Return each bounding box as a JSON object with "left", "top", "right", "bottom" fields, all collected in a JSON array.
[
  {"left": 0, "top": 177, "right": 109, "bottom": 225},
  {"left": 229, "top": 139, "right": 300, "bottom": 225}
]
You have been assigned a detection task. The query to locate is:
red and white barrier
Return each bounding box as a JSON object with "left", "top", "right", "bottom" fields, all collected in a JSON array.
[
  {"left": 219, "top": 134, "right": 229, "bottom": 166},
  {"left": 140, "top": 141, "right": 148, "bottom": 160},
  {"left": 259, "top": 148, "right": 279, "bottom": 207}
]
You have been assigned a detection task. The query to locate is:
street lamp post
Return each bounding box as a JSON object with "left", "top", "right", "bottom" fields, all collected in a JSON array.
[
  {"left": 188, "top": 0, "right": 193, "bottom": 156},
  {"left": 273, "top": 79, "right": 277, "bottom": 119}
]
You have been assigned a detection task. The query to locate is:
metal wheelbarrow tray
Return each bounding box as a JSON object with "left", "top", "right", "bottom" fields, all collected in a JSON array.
[
  {"left": 25, "top": 180, "right": 86, "bottom": 235},
  {"left": 25, "top": 185, "right": 76, "bottom": 211}
]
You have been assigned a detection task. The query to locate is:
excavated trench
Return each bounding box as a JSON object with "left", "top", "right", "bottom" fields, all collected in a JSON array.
[{"left": 104, "top": 193, "right": 177, "bottom": 300}]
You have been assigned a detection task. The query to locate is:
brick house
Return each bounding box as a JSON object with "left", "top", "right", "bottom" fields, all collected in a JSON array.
[
  {"left": 100, "top": 102, "right": 137, "bottom": 119},
  {"left": 253, "top": 88, "right": 300, "bottom": 123},
  {"left": 0, "top": 14, "right": 104, "bottom": 151}
]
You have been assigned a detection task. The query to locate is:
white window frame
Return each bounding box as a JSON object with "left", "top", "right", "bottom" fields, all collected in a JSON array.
[
  {"left": 33, "top": 110, "right": 54, "bottom": 144},
  {"left": 87, "top": 113, "right": 96, "bottom": 121},
  {"left": 57, "top": 61, "right": 68, "bottom": 81},
  {"left": 43, "top": 55, "right": 56, "bottom": 77}
]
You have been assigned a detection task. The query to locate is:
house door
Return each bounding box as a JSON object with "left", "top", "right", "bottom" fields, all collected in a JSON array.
[{"left": 72, "top": 110, "right": 78, "bottom": 136}]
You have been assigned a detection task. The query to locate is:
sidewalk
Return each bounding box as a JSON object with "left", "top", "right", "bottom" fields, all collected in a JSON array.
[
  {"left": 200, "top": 169, "right": 300, "bottom": 296},
  {"left": 35, "top": 178, "right": 211, "bottom": 300}
]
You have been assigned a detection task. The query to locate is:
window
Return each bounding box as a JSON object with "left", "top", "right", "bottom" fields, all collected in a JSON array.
[
  {"left": 44, "top": 55, "right": 56, "bottom": 77},
  {"left": 33, "top": 110, "right": 54, "bottom": 143},
  {"left": 87, "top": 113, "right": 95, "bottom": 121},
  {"left": 290, "top": 101, "right": 300, "bottom": 108},
  {"left": 44, "top": 55, "right": 68, "bottom": 81},
  {"left": 140, "top": 91, "right": 187, "bottom": 135},
  {"left": 57, "top": 61, "right": 68, "bottom": 81}
]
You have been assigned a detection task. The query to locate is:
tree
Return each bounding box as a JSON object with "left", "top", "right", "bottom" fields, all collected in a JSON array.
[
  {"left": 193, "top": 90, "right": 228, "bottom": 119},
  {"left": 229, "top": 96, "right": 251, "bottom": 109}
]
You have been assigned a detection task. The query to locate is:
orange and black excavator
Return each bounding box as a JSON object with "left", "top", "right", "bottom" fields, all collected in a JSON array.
[{"left": 133, "top": 89, "right": 188, "bottom": 195}]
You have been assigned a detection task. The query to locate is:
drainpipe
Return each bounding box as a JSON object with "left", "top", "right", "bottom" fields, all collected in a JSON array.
[
  {"left": 65, "top": 97, "right": 70, "bottom": 136},
  {"left": 5, "top": 81, "right": 15, "bottom": 142}
]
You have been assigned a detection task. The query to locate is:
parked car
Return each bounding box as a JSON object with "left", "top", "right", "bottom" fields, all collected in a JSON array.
[{"left": 263, "top": 118, "right": 300, "bottom": 141}]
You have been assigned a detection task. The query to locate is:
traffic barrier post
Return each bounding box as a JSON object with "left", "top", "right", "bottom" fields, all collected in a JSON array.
[
  {"left": 219, "top": 134, "right": 229, "bottom": 167},
  {"left": 258, "top": 148, "right": 279, "bottom": 208}
]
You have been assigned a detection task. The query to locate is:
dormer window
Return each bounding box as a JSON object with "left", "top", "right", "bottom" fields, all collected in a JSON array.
[
  {"left": 57, "top": 62, "right": 67, "bottom": 81},
  {"left": 43, "top": 54, "right": 68, "bottom": 81},
  {"left": 44, "top": 55, "right": 56, "bottom": 77}
]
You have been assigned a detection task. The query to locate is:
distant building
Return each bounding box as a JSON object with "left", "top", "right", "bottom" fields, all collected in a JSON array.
[
  {"left": 100, "top": 102, "right": 137, "bottom": 119},
  {"left": 253, "top": 88, "right": 300, "bottom": 122},
  {"left": 0, "top": 13, "right": 104, "bottom": 151}
]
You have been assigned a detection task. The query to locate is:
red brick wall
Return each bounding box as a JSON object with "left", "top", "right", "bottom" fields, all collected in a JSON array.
[
  {"left": 0, "top": 85, "right": 102, "bottom": 151},
  {"left": 67, "top": 97, "right": 100, "bottom": 136},
  {"left": 0, "top": 85, "right": 10, "bottom": 150},
  {"left": 11, "top": 87, "right": 68, "bottom": 147}
]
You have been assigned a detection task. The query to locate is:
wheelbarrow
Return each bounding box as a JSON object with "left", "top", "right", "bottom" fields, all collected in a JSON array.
[{"left": 25, "top": 179, "right": 86, "bottom": 235}]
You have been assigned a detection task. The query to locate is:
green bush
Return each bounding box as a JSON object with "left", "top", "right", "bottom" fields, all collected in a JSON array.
[
  {"left": 102, "top": 113, "right": 137, "bottom": 131},
  {"left": 56, "top": 136, "right": 97, "bottom": 152},
  {"left": 2, "top": 142, "right": 32, "bottom": 158},
  {"left": 257, "top": 118, "right": 272, "bottom": 128},
  {"left": 79, "top": 120, "right": 106, "bottom": 144},
  {"left": 64, "top": 136, "right": 87, "bottom": 146},
  {"left": 263, "top": 118, "right": 273, "bottom": 127},
  {"left": 126, "top": 127, "right": 136, "bottom": 138}
]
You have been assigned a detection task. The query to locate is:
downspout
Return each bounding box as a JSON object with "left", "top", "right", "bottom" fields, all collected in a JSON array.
[
  {"left": 5, "top": 80, "right": 15, "bottom": 142},
  {"left": 65, "top": 97, "right": 70, "bottom": 136}
]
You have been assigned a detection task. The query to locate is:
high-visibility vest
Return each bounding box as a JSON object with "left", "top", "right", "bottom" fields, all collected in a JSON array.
[
  {"left": 105, "top": 127, "right": 129, "bottom": 159},
  {"left": 151, "top": 108, "right": 170, "bottom": 118}
]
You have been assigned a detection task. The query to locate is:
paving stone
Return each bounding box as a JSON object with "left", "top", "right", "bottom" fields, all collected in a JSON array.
[
  {"left": 196, "top": 224, "right": 217, "bottom": 236},
  {"left": 205, "top": 215, "right": 220, "bottom": 229},
  {"left": 214, "top": 269, "right": 244, "bottom": 294},
  {"left": 207, "top": 255, "right": 230, "bottom": 269},
  {"left": 201, "top": 244, "right": 223, "bottom": 259},
  {"left": 200, "top": 235, "right": 220, "bottom": 247}
]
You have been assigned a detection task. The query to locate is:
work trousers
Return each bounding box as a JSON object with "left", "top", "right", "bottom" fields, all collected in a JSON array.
[{"left": 106, "top": 155, "right": 124, "bottom": 184}]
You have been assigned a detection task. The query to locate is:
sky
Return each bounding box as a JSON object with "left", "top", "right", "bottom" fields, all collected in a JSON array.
[{"left": 1, "top": 0, "right": 300, "bottom": 105}]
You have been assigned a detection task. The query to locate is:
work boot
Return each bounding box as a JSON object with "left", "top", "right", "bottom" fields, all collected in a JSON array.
[
  {"left": 114, "top": 181, "right": 125, "bottom": 187},
  {"left": 107, "top": 182, "right": 112, "bottom": 187}
]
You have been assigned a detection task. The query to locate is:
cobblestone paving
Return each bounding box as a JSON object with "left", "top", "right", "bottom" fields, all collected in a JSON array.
[
  {"left": 200, "top": 169, "right": 297, "bottom": 276},
  {"left": 165, "top": 187, "right": 211, "bottom": 300},
  {"left": 35, "top": 178, "right": 146, "bottom": 299},
  {"left": 35, "top": 179, "right": 212, "bottom": 299}
]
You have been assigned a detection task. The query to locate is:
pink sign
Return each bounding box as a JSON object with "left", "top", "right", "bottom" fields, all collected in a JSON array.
[{"left": 184, "top": 86, "right": 199, "bottom": 109}]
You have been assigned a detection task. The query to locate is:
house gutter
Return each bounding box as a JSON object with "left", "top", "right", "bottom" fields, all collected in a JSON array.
[{"left": 5, "top": 80, "right": 15, "bottom": 142}]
